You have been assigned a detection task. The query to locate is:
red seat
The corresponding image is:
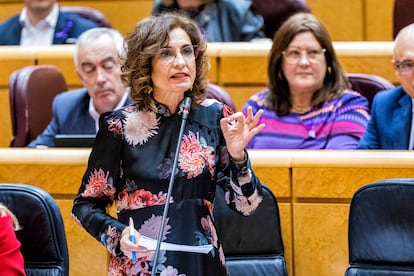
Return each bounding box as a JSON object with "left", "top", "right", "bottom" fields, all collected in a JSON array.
[
  {"left": 252, "top": 0, "right": 311, "bottom": 39},
  {"left": 347, "top": 73, "right": 395, "bottom": 110},
  {"left": 9, "top": 65, "right": 67, "bottom": 147},
  {"left": 60, "top": 6, "right": 112, "bottom": 28},
  {"left": 206, "top": 83, "right": 236, "bottom": 112},
  {"left": 393, "top": 0, "right": 414, "bottom": 38}
]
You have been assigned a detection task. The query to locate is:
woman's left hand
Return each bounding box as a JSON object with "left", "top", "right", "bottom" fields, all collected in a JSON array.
[{"left": 220, "top": 106, "right": 265, "bottom": 161}]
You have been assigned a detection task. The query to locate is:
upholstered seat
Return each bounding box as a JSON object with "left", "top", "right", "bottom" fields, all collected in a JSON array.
[
  {"left": 60, "top": 6, "right": 112, "bottom": 28},
  {"left": 0, "top": 184, "right": 69, "bottom": 276},
  {"left": 9, "top": 65, "right": 68, "bottom": 147},
  {"left": 347, "top": 73, "right": 395, "bottom": 110},
  {"left": 214, "top": 184, "right": 288, "bottom": 276},
  {"left": 206, "top": 83, "right": 236, "bottom": 112},
  {"left": 346, "top": 178, "right": 414, "bottom": 275},
  {"left": 393, "top": 0, "right": 414, "bottom": 38},
  {"left": 252, "top": 0, "right": 311, "bottom": 38}
]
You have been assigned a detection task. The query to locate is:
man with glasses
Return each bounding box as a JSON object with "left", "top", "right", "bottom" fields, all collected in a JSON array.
[{"left": 358, "top": 23, "right": 414, "bottom": 149}]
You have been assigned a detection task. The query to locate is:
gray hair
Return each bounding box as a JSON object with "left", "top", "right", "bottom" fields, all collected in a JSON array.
[{"left": 73, "top": 27, "right": 125, "bottom": 67}]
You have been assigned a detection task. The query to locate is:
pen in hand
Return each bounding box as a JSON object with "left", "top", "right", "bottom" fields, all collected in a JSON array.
[{"left": 129, "top": 217, "right": 137, "bottom": 263}]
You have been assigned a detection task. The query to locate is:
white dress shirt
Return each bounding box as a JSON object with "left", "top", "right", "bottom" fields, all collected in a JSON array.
[
  {"left": 409, "top": 98, "right": 414, "bottom": 149},
  {"left": 19, "top": 3, "right": 59, "bottom": 46},
  {"left": 89, "top": 89, "right": 131, "bottom": 132}
]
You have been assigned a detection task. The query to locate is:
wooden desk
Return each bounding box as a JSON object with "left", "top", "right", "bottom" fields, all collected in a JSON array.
[
  {"left": 1, "top": 149, "right": 414, "bottom": 276},
  {"left": 0, "top": 149, "right": 108, "bottom": 276},
  {"left": 290, "top": 150, "right": 414, "bottom": 276},
  {"left": 0, "top": 148, "right": 292, "bottom": 276}
]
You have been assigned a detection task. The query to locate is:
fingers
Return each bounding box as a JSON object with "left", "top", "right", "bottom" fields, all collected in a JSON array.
[{"left": 120, "top": 227, "right": 153, "bottom": 261}]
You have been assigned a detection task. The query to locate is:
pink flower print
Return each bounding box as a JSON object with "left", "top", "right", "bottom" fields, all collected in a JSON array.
[
  {"left": 139, "top": 215, "right": 171, "bottom": 241},
  {"left": 107, "top": 117, "right": 123, "bottom": 136},
  {"left": 179, "top": 131, "right": 215, "bottom": 179},
  {"left": 116, "top": 189, "right": 129, "bottom": 212},
  {"left": 201, "top": 216, "right": 218, "bottom": 248},
  {"left": 123, "top": 109, "right": 159, "bottom": 146},
  {"left": 108, "top": 256, "right": 126, "bottom": 275},
  {"left": 218, "top": 245, "right": 226, "bottom": 265},
  {"left": 116, "top": 189, "right": 172, "bottom": 212},
  {"left": 160, "top": 266, "right": 185, "bottom": 276},
  {"left": 82, "top": 168, "right": 115, "bottom": 198},
  {"left": 203, "top": 199, "right": 213, "bottom": 214},
  {"left": 222, "top": 104, "right": 234, "bottom": 118},
  {"left": 129, "top": 189, "right": 158, "bottom": 208},
  {"left": 101, "top": 225, "right": 121, "bottom": 255}
]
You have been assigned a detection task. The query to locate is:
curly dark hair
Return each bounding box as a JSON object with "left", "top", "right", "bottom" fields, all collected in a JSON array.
[
  {"left": 267, "top": 12, "right": 350, "bottom": 116},
  {"left": 121, "top": 12, "right": 210, "bottom": 108}
]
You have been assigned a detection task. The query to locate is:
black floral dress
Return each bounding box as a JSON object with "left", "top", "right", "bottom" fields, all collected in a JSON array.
[{"left": 72, "top": 97, "right": 263, "bottom": 276}]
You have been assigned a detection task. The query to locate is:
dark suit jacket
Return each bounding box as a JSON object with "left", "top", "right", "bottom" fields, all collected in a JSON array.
[
  {"left": 0, "top": 10, "right": 98, "bottom": 45},
  {"left": 153, "top": 0, "right": 265, "bottom": 42},
  {"left": 358, "top": 86, "right": 412, "bottom": 149},
  {"left": 27, "top": 88, "right": 132, "bottom": 147}
]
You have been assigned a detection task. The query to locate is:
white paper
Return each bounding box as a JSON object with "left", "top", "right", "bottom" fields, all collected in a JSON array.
[{"left": 138, "top": 235, "right": 213, "bottom": 254}]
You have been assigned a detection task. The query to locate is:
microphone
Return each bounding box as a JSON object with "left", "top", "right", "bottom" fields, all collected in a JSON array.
[
  {"left": 182, "top": 94, "right": 192, "bottom": 121},
  {"left": 151, "top": 94, "right": 192, "bottom": 276}
]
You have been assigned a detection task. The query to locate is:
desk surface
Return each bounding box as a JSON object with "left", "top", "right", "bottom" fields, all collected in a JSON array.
[{"left": 1, "top": 148, "right": 414, "bottom": 276}]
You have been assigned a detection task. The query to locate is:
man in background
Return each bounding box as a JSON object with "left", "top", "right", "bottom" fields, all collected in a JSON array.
[
  {"left": 358, "top": 23, "right": 414, "bottom": 149},
  {"left": 0, "top": 0, "right": 98, "bottom": 45},
  {"left": 27, "top": 27, "right": 131, "bottom": 147}
]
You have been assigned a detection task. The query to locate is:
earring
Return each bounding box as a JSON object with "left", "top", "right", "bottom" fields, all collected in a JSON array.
[
  {"left": 278, "top": 71, "right": 283, "bottom": 80},
  {"left": 147, "top": 86, "right": 153, "bottom": 94},
  {"left": 327, "top": 67, "right": 332, "bottom": 75}
]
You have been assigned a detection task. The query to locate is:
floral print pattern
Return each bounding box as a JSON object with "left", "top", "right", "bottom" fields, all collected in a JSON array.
[
  {"left": 117, "top": 188, "right": 171, "bottom": 212},
  {"left": 179, "top": 131, "right": 215, "bottom": 179},
  {"left": 82, "top": 168, "right": 115, "bottom": 199},
  {"left": 101, "top": 225, "right": 121, "bottom": 255},
  {"left": 123, "top": 106, "right": 159, "bottom": 146},
  {"left": 72, "top": 98, "right": 263, "bottom": 276}
]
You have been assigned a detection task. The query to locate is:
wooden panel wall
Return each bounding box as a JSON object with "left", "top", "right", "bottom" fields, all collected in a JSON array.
[
  {"left": 0, "top": 0, "right": 395, "bottom": 41},
  {"left": 0, "top": 0, "right": 154, "bottom": 36}
]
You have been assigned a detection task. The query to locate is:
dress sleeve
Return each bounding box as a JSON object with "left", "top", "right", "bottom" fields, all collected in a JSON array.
[
  {"left": 216, "top": 104, "right": 263, "bottom": 216},
  {"left": 72, "top": 110, "right": 127, "bottom": 256}
]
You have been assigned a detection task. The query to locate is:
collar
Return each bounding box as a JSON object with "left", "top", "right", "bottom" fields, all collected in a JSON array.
[
  {"left": 147, "top": 95, "right": 191, "bottom": 117},
  {"left": 88, "top": 88, "right": 131, "bottom": 120},
  {"left": 19, "top": 3, "right": 59, "bottom": 28}
]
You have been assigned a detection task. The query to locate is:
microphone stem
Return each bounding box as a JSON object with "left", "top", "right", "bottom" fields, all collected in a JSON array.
[{"left": 151, "top": 98, "right": 191, "bottom": 276}]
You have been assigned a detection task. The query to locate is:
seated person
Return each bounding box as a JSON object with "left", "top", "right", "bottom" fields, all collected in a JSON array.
[
  {"left": 358, "top": 23, "right": 414, "bottom": 149},
  {"left": 0, "top": 0, "right": 99, "bottom": 45},
  {"left": 0, "top": 203, "right": 25, "bottom": 276},
  {"left": 27, "top": 27, "right": 132, "bottom": 148},
  {"left": 152, "top": 0, "right": 266, "bottom": 42},
  {"left": 242, "top": 12, "right": 370, "bottom": 149}
]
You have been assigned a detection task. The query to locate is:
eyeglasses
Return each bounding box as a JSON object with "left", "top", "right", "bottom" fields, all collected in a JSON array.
[
  {"left": 156, "top": 45, "right": 198, "bottom": 64},
  {"left": 282, "top": 48, "right": 326, "bottom": 64},
  {"left": 394, "top": 60, "right": 414, "bottom": 75}
]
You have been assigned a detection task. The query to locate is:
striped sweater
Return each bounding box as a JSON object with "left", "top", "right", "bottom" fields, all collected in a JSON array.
[{"left": 242, "top": 89, "right": 370, "bottom": 149}]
